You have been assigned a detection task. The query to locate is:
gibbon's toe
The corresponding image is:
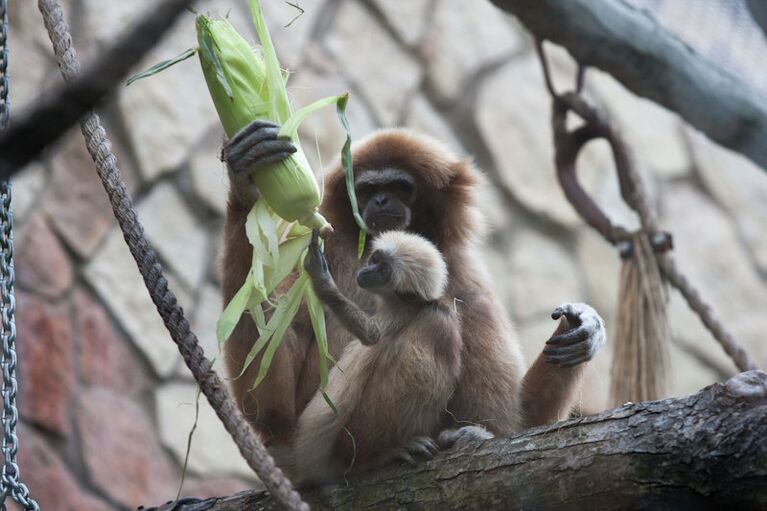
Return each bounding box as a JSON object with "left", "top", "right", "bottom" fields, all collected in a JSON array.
[{"left": 437, "top": 425, "right": 494, "bottom": 449}]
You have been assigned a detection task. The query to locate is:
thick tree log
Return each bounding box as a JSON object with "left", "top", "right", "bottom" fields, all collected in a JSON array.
[
  {"left": 489, "top": 0, "right": 767, "bottom": 173},
  {"left": 155, "top": 370, "right": 767, "bottom": 510}
]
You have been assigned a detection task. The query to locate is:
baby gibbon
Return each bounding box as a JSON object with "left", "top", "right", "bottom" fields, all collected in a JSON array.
[{"left": 295, "top": 230, "right": 462, "bottom": 485}]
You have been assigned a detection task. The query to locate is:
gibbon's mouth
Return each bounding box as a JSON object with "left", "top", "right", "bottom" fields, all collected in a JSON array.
[
  {"left": 356, "top": 266, "right": 389, "bottom": 289},
  {"left": 368, "top": 218, "right": 407, "bottom": 233},
  {"left": 371, "top": 210, "right": 404, "bottom": 219},
  {"left": 368, "top": 211, "right": 407, "bottom": 229}
]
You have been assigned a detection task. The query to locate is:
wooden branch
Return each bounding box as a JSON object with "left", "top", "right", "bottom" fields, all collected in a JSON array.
[
  {"left": 153, "top": 370, "right": 767, "bottom": 510},
  {"left": 746, "top": 0, "right": 767, "bottom": 39},
  {"left": 489, "top": 0, "right": 767, "bottom": 173}
]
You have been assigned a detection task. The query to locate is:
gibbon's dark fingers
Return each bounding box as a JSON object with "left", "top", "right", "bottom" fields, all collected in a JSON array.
[
  {"left": 544, "top": 346, "right": 593, "bottom": 366},
  {"left": 548, "top": 303, "right": 605, "bottom": 345},
  {"left": 543, "top": 340, "right": 590, "bottom": 358},
  {"left": 309, "top": 230, "right": 328, "bottom": 274},
  {"left": 304, "top": 230, "right": 332, "bottom": 288},
  {"left": 546, "top": 325, "right": 590, "bottom": 346},
  {"left": 228, "top": 139, "right": 296, "bottom": 174},
  {"left": 550, "top": 302, "right": 583, "bottom": 322},
  {"left": 406, "top": 436, "right": 439, "bottom": 458},
  {"left": 421, "top": 437, "right": 440, "bottom": 456},
  {"left": 437, "top": 425, "right": 494, "bottom": 449},
  {"left": 227, "top": 120, "right": 280, "bottom": 148},
  {"left": 551, "top": 302, "right": 603, "bottom": 327},
  {"left": 545, "top": 302, "right": 606, "bottom": 366},
  {"left": 224, "top": 125, "right": 296, "bottom": 175},
  {"left": 397, "top": 437, "right": 437, "bottom": 466},
  {"left": 396, "top": 450, "right": 417, "bottom": 467}
]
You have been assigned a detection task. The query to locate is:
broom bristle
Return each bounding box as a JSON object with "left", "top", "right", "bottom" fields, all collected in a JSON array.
[{"left": 609, "top": 233, "right": 670, "bottom": 407}]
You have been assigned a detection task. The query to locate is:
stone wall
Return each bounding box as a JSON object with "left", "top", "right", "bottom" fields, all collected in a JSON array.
[{"left": 8, "top": 0, "right": 767, "bottom": 509}]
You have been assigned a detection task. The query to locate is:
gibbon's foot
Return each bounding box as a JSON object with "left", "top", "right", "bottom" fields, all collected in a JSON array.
[
  {"left": 544, "top": 302, "right": 607, "bottom": 368},
  {"left": 222, "top": 120, "right": 296, "bottom": 177},
  {"left": 437, "top": 425, "right": 494, "bottom": 449},
  {"left": 396, "top": 436, "right": 439, "bottom": 466}
]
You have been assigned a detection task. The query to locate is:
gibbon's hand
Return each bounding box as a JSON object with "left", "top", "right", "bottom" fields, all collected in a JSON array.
[
  {"left": 222, "top": 120, "right": 297, "bottom": 179},
  {"left": 304, "top": 230, "right": 336, "bottom": 296},
  {"left": 544, "top": 303, "right": 606, "bottom": 368}
]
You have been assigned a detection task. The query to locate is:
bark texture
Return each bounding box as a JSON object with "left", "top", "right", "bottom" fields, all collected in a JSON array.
[
  {"left": 489, "top": 0, "right": 767, "bottom": 172},
  {"left": 155, "top": 370, "right": 767, "bottom": 511}
]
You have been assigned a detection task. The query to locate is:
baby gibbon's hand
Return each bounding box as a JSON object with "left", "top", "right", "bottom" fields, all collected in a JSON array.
[{"left": 305, "top": 230, "right": 335, "bottom": 295}]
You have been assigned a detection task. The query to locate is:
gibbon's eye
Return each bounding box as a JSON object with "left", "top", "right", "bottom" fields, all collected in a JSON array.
[
  {"left": 392, "top": 179, "right": 416, "bottom": 204},
  {"left": 369, "top": 251, "right": 382, "bottom": 264},
  {"left": 355, "top": 183, "right": 375, "bottom": 205},
  {"left": 377, "top": 261, "right": 391, "bottom": 278},
  {"left": 356, "top": 189, "right": 372, "bottom": 206}
]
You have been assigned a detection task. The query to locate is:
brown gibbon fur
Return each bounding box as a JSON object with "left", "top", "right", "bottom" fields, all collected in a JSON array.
[
  {"left": 221, "top": 127, "right": 603, "bottom": 471},
  {"left": 294, "top": 231, "right": 462, "bottom": 485}
]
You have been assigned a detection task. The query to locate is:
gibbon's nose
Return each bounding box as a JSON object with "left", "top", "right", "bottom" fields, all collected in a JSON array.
[{"left": 374, "top": 195, "right": 389, "bottom": 207}]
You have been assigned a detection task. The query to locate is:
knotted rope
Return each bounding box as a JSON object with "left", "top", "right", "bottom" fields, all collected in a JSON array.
[
  {"left": 612, "top": 232, "right": 670, "bottom": 404},
  {"left": 536, "top": 40, "right": 757, "bottom": 406},
  {"left": 37, "top": 1, "right": 307, "bottom": 508}
]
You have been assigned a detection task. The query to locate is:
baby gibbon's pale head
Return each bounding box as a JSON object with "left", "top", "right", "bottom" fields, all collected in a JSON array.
[{"left": 356, "top": 231, "right": 448, "bottom": 301}]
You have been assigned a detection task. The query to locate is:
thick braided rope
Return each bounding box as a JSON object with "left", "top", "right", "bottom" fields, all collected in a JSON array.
[
  {"left": 36, "top": 1, "right": 308, "bottom": 508},
  {"left": 540, "top": 50, "right": 758, "bottom": 375},
  {"left": 657, "top": 257, "right": 757, "bottom": 372},
  {"left": 602, "top": 97, "right": 757, "bottom": 373}
]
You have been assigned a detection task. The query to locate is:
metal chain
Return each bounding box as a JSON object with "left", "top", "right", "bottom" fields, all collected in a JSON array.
[
  {"left": 0, "top": 0, "right": 7, "bottom": 130},
  {"left": 0, "top": 0, "right": 39, "bottom": 509},
  {"left": 0, "top": 183, "right": 36, "bottom": 511}
]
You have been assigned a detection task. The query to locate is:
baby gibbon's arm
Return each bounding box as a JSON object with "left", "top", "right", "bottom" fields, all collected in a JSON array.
[{"left": 304, "top": 232, "right": 382, "bottom": 345}]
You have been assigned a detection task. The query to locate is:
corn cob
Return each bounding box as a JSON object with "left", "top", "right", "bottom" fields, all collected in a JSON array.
[
  {"left": 126, "top": 1, "right": 364, "bottom": 392},
  {"left": 196, "top": 13, "right": 330, "bottom": 234}
]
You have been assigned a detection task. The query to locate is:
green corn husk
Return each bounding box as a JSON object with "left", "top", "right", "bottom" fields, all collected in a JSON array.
[
  {"left": 127, "top": 1, "right": 366, "bottom": 394},
  {"left": 200, "top": 1, "right": 365, "bottom": 394},
  {"left": 196, "top": 11, "right": 330, "bottom": 233}
]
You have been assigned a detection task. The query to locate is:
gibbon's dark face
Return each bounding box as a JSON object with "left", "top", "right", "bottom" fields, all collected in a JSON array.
[
  {"left": 355, "top": 168, "right": 416, "bottom": 234},
  {"left": 356, "top": 250, "right": 393, "bottom": 293}
]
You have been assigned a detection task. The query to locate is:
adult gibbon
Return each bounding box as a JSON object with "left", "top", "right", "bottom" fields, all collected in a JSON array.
[
  {"left": 294, "top": 230, "right": 462, "bottom": 485},
  {"left": 220, "top": 120, "right": 606, "bottom": 464}
]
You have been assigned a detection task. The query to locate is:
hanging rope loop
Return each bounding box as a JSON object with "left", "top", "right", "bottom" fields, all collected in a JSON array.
[
  {"left": 535, "top": 38, "right": 757, "bottom": 384},
  {"left": 536, "top": 40, "right": 672, "bottom": 254}
]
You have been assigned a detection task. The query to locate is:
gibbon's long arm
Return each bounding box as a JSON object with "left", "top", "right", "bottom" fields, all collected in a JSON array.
[
  {"left": 521, "top": 303, "right": 606, "bottom": 428},
  {"left": 304, "top": 232, "right": 382, "bottom": 346},
  {"left": 220, "top": 121, "right": 303, "bottom": 446}
]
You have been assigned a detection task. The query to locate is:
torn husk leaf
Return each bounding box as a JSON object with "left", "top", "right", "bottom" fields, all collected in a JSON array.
[
  {"left": 335, "top": 94, "right": 368, "bottom": 257},
  {"left": 127, "top": 1, "right": 361, "bottom": 396},
  {"left": 204, "top": 1, "right": 361, "bottom": 395}
]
